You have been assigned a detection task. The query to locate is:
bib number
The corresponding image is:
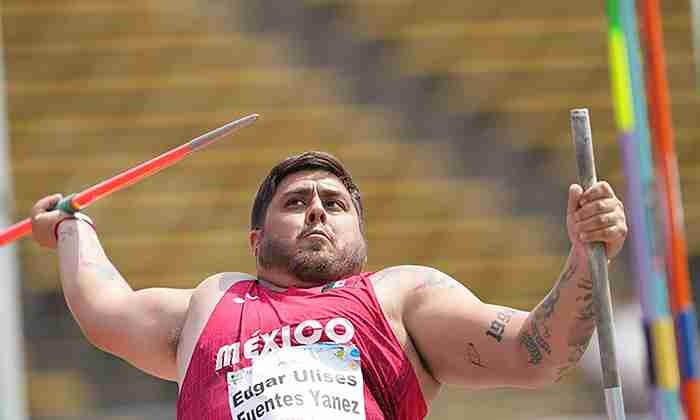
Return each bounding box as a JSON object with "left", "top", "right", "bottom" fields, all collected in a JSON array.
[{"left": 227, "top": 343, "right": 365, "bottom": 420}]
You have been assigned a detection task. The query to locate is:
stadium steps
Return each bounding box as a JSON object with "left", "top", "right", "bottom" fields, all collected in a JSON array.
[
  {"left": 5, "top": 0, "right": 550, "bottom": 303},
  {"left": 26, "top": 370, "right": 92, "bottom": 417},
  {"left": 2, "top": 1, "right": 521, "bottom": 413},
  {"left": 294, "top": 0, "right": 698, "bottom": 257}
]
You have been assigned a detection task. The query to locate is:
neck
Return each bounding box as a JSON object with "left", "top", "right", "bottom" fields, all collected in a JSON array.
[
  {"left": 255, "top": 275, "right": 289, "bottom": 292},
  {"left": 256, "top": 268, "right": 328, "bottom": 290}
]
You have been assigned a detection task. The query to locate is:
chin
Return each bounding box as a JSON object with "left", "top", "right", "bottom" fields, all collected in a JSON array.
[
  {"left": 291, "top": 254, "right": 343, "bottom": 283},
  {"left": 258, "top": 236, "right": 366, "bottom": 285},
  {"left": 307, "top": 243, "right": 325, "bottom": 252}
]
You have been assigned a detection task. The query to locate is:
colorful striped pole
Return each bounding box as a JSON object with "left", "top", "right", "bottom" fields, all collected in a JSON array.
[
  {"left": 692, "top": 0, "right": 700, "bottom": 90},
  {"left": 607, "top": 0, "right": 684, "bottom": 417},
  {"left": 619, "top": 0, "right": 687, "bottom": 417},
  {"left": 0, "top": 113, "right": 259, "bottom": 246},
  {"left": 640, "top": 0, "right": 700, "bottom": 417}
]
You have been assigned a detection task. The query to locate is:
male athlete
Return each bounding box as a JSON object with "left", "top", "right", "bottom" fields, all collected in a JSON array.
[{"left": 30, "top": 151, "right": 627, "bottom": 419}]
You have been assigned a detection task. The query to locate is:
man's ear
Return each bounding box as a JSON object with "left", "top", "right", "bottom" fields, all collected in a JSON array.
[{"left": 249, "top": 229, "right": 262, "bottom": 257}]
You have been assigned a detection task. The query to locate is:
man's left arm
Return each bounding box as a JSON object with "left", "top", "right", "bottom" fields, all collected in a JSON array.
[{"left": 400, "top": 181, "right": 627, "bottom": 389}]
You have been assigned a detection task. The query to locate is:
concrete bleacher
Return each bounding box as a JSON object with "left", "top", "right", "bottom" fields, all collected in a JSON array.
[
  {"left": 3, "top": 0, "right": 695, "bottom": 418},
  {"left": 4, "top": 0, "right": 573, "bottom": 292},
  {"left": 297, "top": 0, "right": 700, "bottom": 265},
  {"left": 4, "top": 0, "right": 560, "bottom": 417}
]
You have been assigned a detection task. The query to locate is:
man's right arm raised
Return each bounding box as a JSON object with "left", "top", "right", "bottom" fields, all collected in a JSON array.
[{"left": 32, "top": 194, "right": 194, "bottom": 382}]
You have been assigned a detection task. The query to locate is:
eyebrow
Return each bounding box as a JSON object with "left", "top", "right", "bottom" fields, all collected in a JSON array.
[
  {"left": 280, "top": 186, "right": 313, "bottom": 199},
  {"left": 280, "top": 185, "right": 348, "bottom": 200}
]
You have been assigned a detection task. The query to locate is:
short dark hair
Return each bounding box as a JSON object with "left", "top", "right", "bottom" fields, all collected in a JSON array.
[{"left": 250, "top": 151, "right": 363, "bottom": 230}]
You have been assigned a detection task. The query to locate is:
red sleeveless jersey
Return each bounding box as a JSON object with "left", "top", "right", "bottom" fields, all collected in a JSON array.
[{"left": 177, "top": 272, "right": 427, "bottom": 420}]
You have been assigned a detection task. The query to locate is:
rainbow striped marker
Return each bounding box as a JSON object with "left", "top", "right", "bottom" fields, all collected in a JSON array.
[
  {"left": 0, "top": 113, "right": 259, "bottom": 246},
  {"left": 608, "top": 0, "right": 687, "bottom": 417},
  {"left": 641, "top": 0, "right": 700, "bottom": 416}
]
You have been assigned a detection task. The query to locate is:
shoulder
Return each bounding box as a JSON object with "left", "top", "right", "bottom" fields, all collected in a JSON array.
[
  {"left": 184, "top": 272, "right": 255, "bottom": 323},
  {"left": 370, "top": 265, "right": 466, "bottom": 292},
  {"left": 185, "top": 272, "right": 256, "bottom": 316},
  {"left": 192, "top": 272, "right": 256, "bottom": 298},
  {"left": 176, "top": 272, "right": 256, "bottom": 383},
  {"left": 370, "top": 266, "right": 477, "bottom": 317}
]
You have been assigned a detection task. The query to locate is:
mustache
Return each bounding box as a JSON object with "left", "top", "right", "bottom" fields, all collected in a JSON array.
[{"left": 298, "top": 226, "right": 333, "bottom": 241}]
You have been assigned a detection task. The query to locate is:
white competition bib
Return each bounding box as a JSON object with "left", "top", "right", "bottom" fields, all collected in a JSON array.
[{"left": 227, "top": 343, "right": 365, "bottom": 420}]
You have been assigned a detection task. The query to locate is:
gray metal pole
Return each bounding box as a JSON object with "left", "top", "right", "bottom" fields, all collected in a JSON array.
[
  {"left": 0, "top": 15, "right": 29, "bottom": 420},
  {"left": 570, "top": 109, "right": 626, "bottom": 420}
]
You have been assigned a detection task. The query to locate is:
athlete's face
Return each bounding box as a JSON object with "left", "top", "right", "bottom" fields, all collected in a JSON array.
[{"left": 251, "top": 170, "right": 367, "bottom": 286}]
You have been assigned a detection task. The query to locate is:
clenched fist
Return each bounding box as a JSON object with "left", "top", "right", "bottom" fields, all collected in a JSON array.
[
  {"left": 30, "top": 194, "right": 74, "bottom": 249},
  {"left": 566, "top": 181, "right": 627, "bottom": 259}
]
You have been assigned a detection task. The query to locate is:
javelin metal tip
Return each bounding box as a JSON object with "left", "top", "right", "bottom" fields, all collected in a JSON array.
[
  {"left": 237, "top": 113, "right": 260, "bottom": 124},
  {"left": 225, "top": 113, "right": 259, "bottom": 129},
  {"left": 570, "top": 108, "right": 589, "bottom": 118},
  {"left": 189, "top": 113, "right": 260, "bottom": 151},
  {"left": 221, "top": 113, "right": 259, "bottom": 132}
]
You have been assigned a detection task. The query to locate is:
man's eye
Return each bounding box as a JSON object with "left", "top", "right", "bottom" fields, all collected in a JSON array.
[
  {"left": 286, "top": 199, "right": 305, "bottom": 207},
  {"left": 325, "top": 200, "right": 344, "bottom": 210}
]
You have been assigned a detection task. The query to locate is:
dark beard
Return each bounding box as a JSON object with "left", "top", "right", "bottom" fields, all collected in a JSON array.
[{"left": 257, "top": 233, "right": 367, "bottom": 286}]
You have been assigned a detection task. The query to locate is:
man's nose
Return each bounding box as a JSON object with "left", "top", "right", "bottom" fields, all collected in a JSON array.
[{"left": 306, "top": 197, "right": 327, "bottom": 225}]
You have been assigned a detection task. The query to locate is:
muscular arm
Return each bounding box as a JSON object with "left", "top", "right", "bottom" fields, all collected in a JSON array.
[
  {"left": 56, "top": 219, "right": 193, "bottom": 381},
  {"left": 399, "top": 256, "right": 593, "bottom": 389},
  {"left": 400, "top": 182, "right": 626, "bottom": 389}
]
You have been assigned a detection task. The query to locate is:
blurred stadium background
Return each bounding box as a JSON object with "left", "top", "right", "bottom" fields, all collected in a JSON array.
[{"left": 0, "top": 0, "right": 697, "bottom": 418}]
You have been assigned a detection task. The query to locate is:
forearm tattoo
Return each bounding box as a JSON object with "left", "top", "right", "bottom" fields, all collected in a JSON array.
[
  {"left": 575, "top": 276, "right": 595, "bottom": 321},
  {"left": 555, "top": 274, "right": 596, "bottom": 381},
  {"left": 82, "top": 261, "right": 121, "bottom": 281},
  {"left": 58, "top": 224, "right": 77, "bottom": 243},
  {"left": 519, "top": 331, "right": 543, "bottom": 365},
  {"left": 65, "top": 221, "right": 122, "bottom": 282},
  {"left": 518, "top": 262, "right": 589, "bottom": 367}
]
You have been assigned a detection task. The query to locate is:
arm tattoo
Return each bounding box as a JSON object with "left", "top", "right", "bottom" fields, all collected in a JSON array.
[
  {"left": 575, "top": 276, "right": 595, "bottom": 321},
  {"left": 519, "top": 314, "right": 553, "bottom": 365},
  {"left": 414, "top": 269, "right": 462, "bottom": 291},
  {"left": 518, "top": 262, "right": 577, "bottom": 365},
  {"left": 69, "top": 225, "right": 121, "bottom": 282},
  {"left": 531, "top": 322, "right": 552, "bottom": 355},
  {"left": 556, "top": 273, "right": 596, "bottom": 381},
  {"left": 519, "top": 331, "right": 543, "bottom": 365},
  {"left": 539, "top": 289, "right": 561, "bottom": 320},
  {"left": 58, "top": 224, "right": 77, "bottom": 243},
  {"left": 372, "top": 266, "right": 463, "bottom": 300},
  {"left": 558, "top": 262, "right": 577, "bottom": 287},
  {"left": 466, "top": 342, "right": 487, "bottom": 368},
  {"left": 555, "top": 334, "right": 590, "bottom": 382},
  {"left": 540, "top": 263, "right": 576, "bottom": 319},
  {"left": 82, "top": 261, "right": 121, "bottom": 281},
  {"left": 485, "top": 308, "right": 516, "bottom": 342}
]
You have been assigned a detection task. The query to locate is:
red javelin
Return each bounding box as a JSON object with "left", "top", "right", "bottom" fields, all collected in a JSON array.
[{"left": 0, "top": 113, "right": 259, "bottom": 246}]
